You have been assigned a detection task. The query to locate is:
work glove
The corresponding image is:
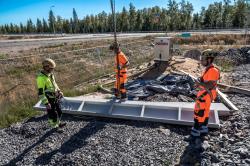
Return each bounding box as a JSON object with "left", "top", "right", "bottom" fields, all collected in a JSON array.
[
  {"left": 117, "top": 65, "right": 123, "bottom": 70},
  {"left": 45, "top": 103, "right": 51, "bottom": 110},
  {"left": 194, "top": 77, "right": 202, "bottom": 88},
  {"left": 56, "top": 90, "right": 64, "bottom": 99}
]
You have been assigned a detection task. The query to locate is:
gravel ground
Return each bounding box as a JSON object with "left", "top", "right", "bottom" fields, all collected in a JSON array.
[
  {"left": 0, "top": 64, "right": 249, "bottom": 166},
  {"left": 0, "top": 115, "right": 190, "bottom": 166}
]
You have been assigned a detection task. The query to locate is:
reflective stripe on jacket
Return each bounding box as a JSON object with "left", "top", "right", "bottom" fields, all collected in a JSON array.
[
  {"left": 36, "top": 71, "right": 60, "bottom": 104},
  {"left": 197, "top": 64, "right": 220, "bottom": 101},
  {"left": 114, "top": 51, "right": 128, "bottom": 73}
]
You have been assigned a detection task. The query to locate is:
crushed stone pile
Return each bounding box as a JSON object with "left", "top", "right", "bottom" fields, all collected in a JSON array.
[
  {"left": 219, "top": 47, "right": 250, "bottom": 65},
  {"left": 184, "top": 47, "right": 250, "bottom": 65}
]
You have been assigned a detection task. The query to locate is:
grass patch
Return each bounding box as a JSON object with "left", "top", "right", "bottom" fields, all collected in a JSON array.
[
  {"left": 0, "top": 99, "right": 40, "bottom": 128},
  {"left": 0, "top": 84, "right": 99, "bottom": 129},
  {"left": 63, "top": 84, "right": 100, "bottom": 97},
  {"left": 6, "top": 64, "right": 40, "bottom": 77},
  {"left": 215, "top": 58, "right": 234, "bottom": 72},
  {"left": 174, "top": 34, "right": 247, "bottom": 45},
  {"left": 0, "top": 53, "right": 8, "bottom": 59}
]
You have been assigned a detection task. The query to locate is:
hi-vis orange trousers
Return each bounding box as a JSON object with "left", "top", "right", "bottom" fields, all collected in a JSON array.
[
  {"left": 114, "top": 73, "right": 127, "bottom": 96},
  {"left": 194, "top": 89, "right": 216, "bottom": 128}
]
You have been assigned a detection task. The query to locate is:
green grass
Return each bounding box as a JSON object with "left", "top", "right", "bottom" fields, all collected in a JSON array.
[
  {"left": 0, "top": 84, "right": 101, "bottom": 129},
  {"left": 5, "top": 64, "right": 40, "bottom": 77},
  {"left": 0, "top": 53, "right": 8, "bottom": 59},
  {"left": 0, "top": 99, "right": 41, "bottom": 128},
  {"left": 63, "top": 84, "right": 100, "bottom": 97},
  {"left": 215, "top": 58, "right": 234, "bottom": 72}
]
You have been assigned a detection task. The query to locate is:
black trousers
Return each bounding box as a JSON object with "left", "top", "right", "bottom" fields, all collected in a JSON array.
[{"left": 47, "top": 98, "right": 62, "bottom": 122}]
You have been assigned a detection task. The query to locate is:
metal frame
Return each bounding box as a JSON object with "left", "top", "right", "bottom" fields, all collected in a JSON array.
[{"left": 34, "top": 98, "right": 230, "bottom": 128}]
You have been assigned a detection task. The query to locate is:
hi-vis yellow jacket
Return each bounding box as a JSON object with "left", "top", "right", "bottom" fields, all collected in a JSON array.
[{"left": 36, "top": 71, "right": 60, "bottom": 105}]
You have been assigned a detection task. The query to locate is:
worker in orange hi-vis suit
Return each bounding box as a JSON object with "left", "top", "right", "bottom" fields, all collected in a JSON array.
[
  {"left": 110, "top": 42, "right": 130, "bottom": 100},
  {"left": 190, "top": 49, "right": 220, "bottom": 138}
]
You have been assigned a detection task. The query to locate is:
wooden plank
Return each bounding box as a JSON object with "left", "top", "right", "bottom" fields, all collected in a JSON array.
[
  {"left": 218, "top": 83, "right": 250, "bottom": 96},
  {"left": 217, "top": 90, "right": 239, "bottom": 111}
]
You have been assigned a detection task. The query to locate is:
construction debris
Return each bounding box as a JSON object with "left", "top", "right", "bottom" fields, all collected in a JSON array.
[{"left": 126, "top": 73, "right": 196, "bottom": 100}]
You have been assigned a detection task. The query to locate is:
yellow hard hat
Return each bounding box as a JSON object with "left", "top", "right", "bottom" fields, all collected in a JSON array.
[
  {"left": 202, "top": 49, "right": 218, "bottom": 59},
  {"left": 42, "top": 58, "right": 56, "bottom": 68}
]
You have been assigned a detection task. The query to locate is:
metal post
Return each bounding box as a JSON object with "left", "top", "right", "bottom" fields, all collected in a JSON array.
[
  {"left": 110, "top": 0, "right": 120, "bottom": 97},
  {"left": 245, "top": 0, "right": 250, "bottom": 45}
]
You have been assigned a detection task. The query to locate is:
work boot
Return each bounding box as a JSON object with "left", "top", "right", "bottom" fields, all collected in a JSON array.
[
  {"left": 48, "top": 119, "right": 59, "bottom": 128},
  {"left": 120, "top": 93, "right": 127, "bottom": 101},
  {"left": 115, "top": 94, "right": 120, "bottom": 99},
  {"left": 58, "top": 122, "right": 67, "bottom": 128},
  {"left": 200, "top": 126, "right": 209, "bottom": 136},
  {"left": 184, "top": 135, "right": 197, "bottom": 142},
  {"left": 191, "top": 127, "right": 201, "bottom": 137}
]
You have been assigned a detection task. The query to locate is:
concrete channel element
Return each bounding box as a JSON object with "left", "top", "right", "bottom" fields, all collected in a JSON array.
[{"left": 34, "top": 98, "right": 230, "bottom": 128}]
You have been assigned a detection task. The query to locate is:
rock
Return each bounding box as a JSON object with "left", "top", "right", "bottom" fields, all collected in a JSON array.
[
  {"left": 246, "top": 116, "right": 250, "bottom": 123},
  {"left": 234, "top": 142, "right": 244, "bottom": 146},
  {"left": 201, "top": 141, "right": 210, "bottom": 151},
  {"left": 228, "top": 138, "right": 236, "bottom": 144},
  {"left": 159, "top": 128, "right": 170, "bottom": 136},
  {"left": 233, "top": 148, "right": 249, "bottom": 158},
  {"left": 245, "top": 159, "right": 250, "bottom": 164},
  {"left": 224, "top": 159, "right": 233, "bottom": 163},
  {"left": 212, "top": 163, "right": 220, "bottom": 166},
  {"left": 222, "top": 134, "right": 229, "bottom": 140},
  {"left": 126, "top": 138, "right": 131, "bottom": 145},
  {"left": 210, "top": 153, "right": 220, "bottom": 163},
  {"left": 221, "top": 148, "right": 227, "bottom": 153}
]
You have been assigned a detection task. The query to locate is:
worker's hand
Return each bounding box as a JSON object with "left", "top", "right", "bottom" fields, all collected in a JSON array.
[
  {"left": 194, "top": 78, "right": 200, "bottom": 88},
  {"left": 56, "top": 91, "right": 64, "bottom": 98},
  {"left": 117, "top": 65, "right": 122, "bottom": 70},
  {"left": 45, "top": 103, "right": 51, "bottom": 110},
  {"left": 58, "top": 91, "right": 64, "bottom": 98}
]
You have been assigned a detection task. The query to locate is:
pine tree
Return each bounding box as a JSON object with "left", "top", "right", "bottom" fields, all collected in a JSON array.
[
  {"left": 168, "top": 0, "right": 180, "bottom": 30},
  {"left": 48, "top": 10, "right": 56, "bottom": 33},
  {"left": 119, "top": 7, "right": 129, "bottom": 32},
  {"left": 42, "top": 18, "right": 49, "bottom": 32},
  {"left": 36, "top": 18, "right": 43, "bottom": 33},
  {"left": 56, "top": 16, "right": 63, "bottom": 33},
  {"left": 20, "top": 23, "right": 25, "bottom": 33},
  {"left": 135, "top": 10, "right": 143, "bottom": 31},
  {"left": 129, "top": 3, "right": 137, "bottom": 31},
  {"left": 26, "top": 19, "right": 34, "bottom": 33},
  {"left": 72, "top": 8, "right": 79, "bottom": 33}
]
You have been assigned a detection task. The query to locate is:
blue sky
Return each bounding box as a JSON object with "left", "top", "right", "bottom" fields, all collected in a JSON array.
[{"left": 0, "top": 0, "right": 222, "bottom": 25}]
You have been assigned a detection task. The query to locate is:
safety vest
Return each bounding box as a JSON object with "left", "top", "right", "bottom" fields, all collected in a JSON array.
[
  {"left": 197, "top": 64, "right": 220, "bottom": 101},
  {"left": 114, "top": 51, "right": 128, "bottom": 74},
  {"left": 36, "top": 71, "right": 60, "bottom": 104}
]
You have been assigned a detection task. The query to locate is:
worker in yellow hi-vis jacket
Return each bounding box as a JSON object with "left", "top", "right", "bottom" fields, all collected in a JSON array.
[{"left": 36, "top": 58, "right": 66, "bottom": 128}]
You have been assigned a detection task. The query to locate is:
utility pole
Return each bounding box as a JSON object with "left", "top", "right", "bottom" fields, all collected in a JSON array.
[
  {"left": 245, "top": 0, "right": 250, "bottom": 45},
  {"left": 50, "top": 5, "right": 55, "bottom": 35},
  {"left": 110, "top": 0, "right": 120, "bottom": 97}
]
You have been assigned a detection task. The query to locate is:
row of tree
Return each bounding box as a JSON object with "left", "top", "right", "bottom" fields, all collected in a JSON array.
[{"left": 0, "top": 0, "right": 250, "bottom": 34}]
